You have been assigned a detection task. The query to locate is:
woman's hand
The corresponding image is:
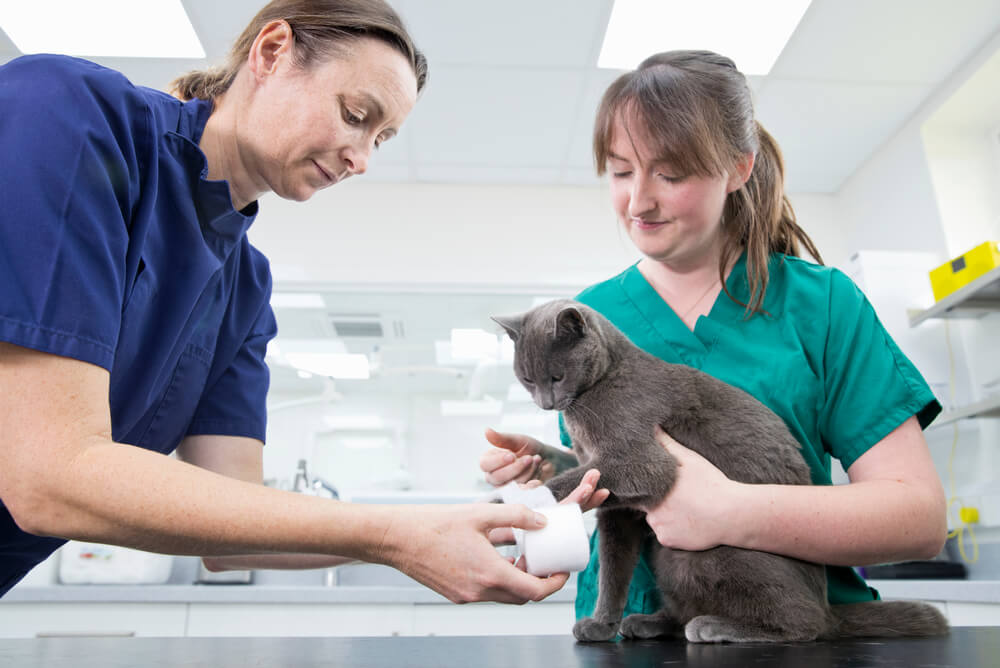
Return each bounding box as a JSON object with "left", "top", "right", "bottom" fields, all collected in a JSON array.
[
  {"left": 486, "top": 469, "right": 608, "bottom": 546},
  {"left": 479, "top": 428, "right": 552, "bottom": 485},
  {"left": 378, "top": 502, "right": 569, "bottom": 604},
  {"left": 644, "top": 426, "right": 740, "bottom": 551}
]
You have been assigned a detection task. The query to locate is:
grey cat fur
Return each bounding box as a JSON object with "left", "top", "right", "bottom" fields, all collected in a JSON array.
[{"left": 492, "top": 299, "right": 948, "bottom": 644}]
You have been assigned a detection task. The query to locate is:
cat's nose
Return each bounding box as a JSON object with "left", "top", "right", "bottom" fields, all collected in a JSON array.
[{"left": 538, "top": 390, "right": 555, "bottom": 410}]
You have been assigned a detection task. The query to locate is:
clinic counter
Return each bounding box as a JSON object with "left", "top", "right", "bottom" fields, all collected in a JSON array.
[
  {"left": 1, "top": 629, "right": 998, "bottom": 668},
  {"left": 3, "top": 580, "right": 998, "bottom": 604}
]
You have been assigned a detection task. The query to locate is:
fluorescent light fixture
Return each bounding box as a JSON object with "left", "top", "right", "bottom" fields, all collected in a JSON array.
[
  {"left": 450, "top": 328, "right": 500, "bottom": 362},
  {"left": 499, "top": 413, "right": 550, "bottom": 432},
  {"left": 338, "top": 436, "right": 392, "bottom": 450},
  {"left": 285, "top": 353, "right": 370, "bottom": 380},
  {"left": 271, "top": 292, "right": 327, "bottom": 309},
  {"left": 597, "top": 0, "right": 812, "bottom": 75},
  {"left": 440, "top": 398, "right": 503, "bottom": 417},
  {"left": 323, "top": 415, "right": 387, "bottom": 430},
  {"left": 1, "top": 0, "right": 206, "bottom": 58}
]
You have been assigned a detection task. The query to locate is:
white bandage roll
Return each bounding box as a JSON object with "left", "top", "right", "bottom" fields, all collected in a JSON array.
[{"left": 499, "top": 483, "right": 591, "bottom": 577}]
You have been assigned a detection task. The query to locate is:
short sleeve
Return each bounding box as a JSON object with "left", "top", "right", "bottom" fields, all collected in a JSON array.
[
  {"left": 0, "top": 56, "right": 146, "bottom": 370},
  {"left": 186, "top": 259, "right": 277, "bottom": 442},
  {"left": 818, "top": 269, "right": 941, "bottom": 469}
]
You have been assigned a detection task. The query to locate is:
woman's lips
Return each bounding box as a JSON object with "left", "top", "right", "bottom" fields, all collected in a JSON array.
[
  {"left": 632, "top": 218, "right": 669, "bottom": 230},
  {"left": 313, "top": 160, "right": 336, "bottom": 184}
]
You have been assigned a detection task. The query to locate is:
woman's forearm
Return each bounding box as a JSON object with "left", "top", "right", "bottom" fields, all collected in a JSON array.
[
  {"left": 24, "top": 438, "right": 392, "bottom": 563},
  {"left": 725, "top": 478, "right": 947, "bottom": 566},
  {"left": 202, "top": 554, "right": 357, "bottom": 571}
]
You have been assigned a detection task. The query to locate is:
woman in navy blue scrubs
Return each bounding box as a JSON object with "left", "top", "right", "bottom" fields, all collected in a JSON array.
[{"left": 0, "top": 0, "right": 597, "bottom": 602}]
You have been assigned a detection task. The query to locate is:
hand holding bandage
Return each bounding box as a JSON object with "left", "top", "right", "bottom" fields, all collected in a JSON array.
[{"left": 498, "top": 483, "right": 591, "bottom": 577}]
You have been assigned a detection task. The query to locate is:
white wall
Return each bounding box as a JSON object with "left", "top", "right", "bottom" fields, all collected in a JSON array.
[
  {"left": 831, "top": 34, "right": 1000, "bottom": 558},
  {"left": 249, "top": 181, "right": 641, "bottom": 289}
]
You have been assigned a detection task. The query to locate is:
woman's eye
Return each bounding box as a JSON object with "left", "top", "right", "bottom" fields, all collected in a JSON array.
[
  {"left": 658, "top": 173, "right": 685, "bottom": 183},
  {"left": 344, "top": 109, "right": 364, "bottom": 125},
  {"left": 611, "top": 171, "right": 631, "bottom": 179}
]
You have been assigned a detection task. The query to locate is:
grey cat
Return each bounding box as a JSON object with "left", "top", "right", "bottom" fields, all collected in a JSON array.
[{"left": 492, "top": 299, "right": 948, "bottom": 644}]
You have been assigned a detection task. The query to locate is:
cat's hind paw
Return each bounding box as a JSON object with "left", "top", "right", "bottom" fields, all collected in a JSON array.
[
  {"left": 620, "top": 612, "right": 683, "bottom": 640},
  {"left": 685, "top": 616, "right": 740, "bottom": 643},
  {"left": 573, "top": 617, "right": 619, "bottom": 643}
]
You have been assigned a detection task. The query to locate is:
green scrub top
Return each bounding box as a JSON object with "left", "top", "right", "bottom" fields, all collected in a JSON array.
[{"left": 564, "top": 253, "right": 941, "bottom": 620}]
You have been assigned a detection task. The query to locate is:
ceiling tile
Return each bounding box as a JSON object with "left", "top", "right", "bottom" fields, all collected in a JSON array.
[
  {"left": 392, "top": 0, "right": 613, "bottom": 68},
  {"left": 757, "top": 79, "right": 929, "bottom": 192},
  {"left": 180, "top": 0, "right": 260, "bottom": 60},
  {"left": 563, "top": 68, "right": 627, "bottom": 169},
  {"left": 771, "top": 0, "right": 1000, "bottom": 85},
  {"left": 408, "top": 66, "right": 586, "bottom": 167}
]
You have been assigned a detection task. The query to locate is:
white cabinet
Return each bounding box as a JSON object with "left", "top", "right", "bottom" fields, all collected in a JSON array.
[
  {"left": 0, "top": 602, "right": 187, "bottom": 638},
  {"left": 186, "top": 603, "right": 414, "bottom": 637}
]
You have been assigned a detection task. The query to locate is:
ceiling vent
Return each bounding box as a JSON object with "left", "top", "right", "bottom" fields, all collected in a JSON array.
[{"left": 328, "top": 313, "right": 404, "bottom": 339}]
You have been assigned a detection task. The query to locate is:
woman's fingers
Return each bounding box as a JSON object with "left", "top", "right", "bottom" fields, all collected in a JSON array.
[{"left": 483, "top": 453, "right": 541, "bottom": 487}]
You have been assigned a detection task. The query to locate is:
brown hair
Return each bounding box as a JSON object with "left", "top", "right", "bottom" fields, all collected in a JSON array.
[
  {"left": 170, "top": 0, "right": 427, "bottom": 101},
  {"left": 593, "top": 50, "right": 822, "bottom": 315}
]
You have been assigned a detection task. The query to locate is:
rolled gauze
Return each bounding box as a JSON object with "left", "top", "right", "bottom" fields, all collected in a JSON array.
[{"left": 499, "top": 483, "right": 591, "bottom": 577}]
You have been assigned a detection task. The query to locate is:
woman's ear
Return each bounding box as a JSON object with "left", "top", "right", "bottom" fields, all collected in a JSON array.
[
  {"left": 726, "top": 152, "right": 756, "bottom": 193},
  {"left": 247, "top": 19, "right": 295, "bottom": 80}
]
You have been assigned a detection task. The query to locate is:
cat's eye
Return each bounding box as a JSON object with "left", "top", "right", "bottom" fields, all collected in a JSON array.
[
  {"left": 522, "top": 378, "right": 535, "bottom": 386},
  {"left": 552, "top": 374, "right": 564, "bottom": 383}
]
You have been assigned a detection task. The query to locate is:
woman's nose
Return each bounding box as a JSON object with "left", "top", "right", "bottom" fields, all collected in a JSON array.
[
  {"left": 341, "top": 143, "right": 371, "bottom": 176},
  {"left": 628, "top": 174, "right": 657, "bottom": 219}
]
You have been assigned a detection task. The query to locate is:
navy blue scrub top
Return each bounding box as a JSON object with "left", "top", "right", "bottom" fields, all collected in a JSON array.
[{"left": 0, "top": 55, "right": 278, "bottom": 595}]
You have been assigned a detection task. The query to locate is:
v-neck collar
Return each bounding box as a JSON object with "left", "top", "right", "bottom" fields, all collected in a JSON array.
[{"left": 619, "top": 253, "right": 749, "bottom": 362}]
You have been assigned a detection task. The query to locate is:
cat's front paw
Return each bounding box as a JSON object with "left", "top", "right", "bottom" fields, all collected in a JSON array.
[
  {"left": 620, "top": 613, "right": 683, "bottom": 640},
  {"left": 573, "top": 617, "right": 619, "bottom": 642}
]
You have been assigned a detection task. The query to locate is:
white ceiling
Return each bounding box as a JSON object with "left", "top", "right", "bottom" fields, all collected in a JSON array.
[{"left": 2, "top": 1, "right": 999, "bottom": 193}]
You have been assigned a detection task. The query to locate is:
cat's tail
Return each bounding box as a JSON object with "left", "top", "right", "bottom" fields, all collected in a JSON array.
[{"left": 825, "top": 600, "right": 948, "bottom": 639}]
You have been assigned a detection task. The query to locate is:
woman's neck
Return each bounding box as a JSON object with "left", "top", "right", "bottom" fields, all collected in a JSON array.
[
  {"left": 638, "top": 248, "right": 738, "bottom": 330},
  {"left": 199, "top": 86, "right": 262, "bottom": 212}
]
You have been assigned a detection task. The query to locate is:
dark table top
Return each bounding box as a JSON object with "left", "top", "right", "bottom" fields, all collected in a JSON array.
[{"left": 0, "top": 627, "right": 997, "bottom": 667}]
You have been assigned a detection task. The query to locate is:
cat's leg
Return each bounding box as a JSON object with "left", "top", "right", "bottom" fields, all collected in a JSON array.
[
  {"left": 619, "top": 609, "right": 684, "bottom": 640},
  {"left": 544, "top": 466, "right": 593, "bottom": 502},
  {"left": 681, "top": 549, "right": 828, "bottom": 643},
  {"left": 573, "top": 508, "right": 645, "bottom": 643}
]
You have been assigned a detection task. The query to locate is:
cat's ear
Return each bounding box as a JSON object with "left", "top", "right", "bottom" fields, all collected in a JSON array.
[
  {"left": 554, "top": 306, "right": 586, "bottom": 342},
  {"left": 491, "top": 314, "right": 524, "bottom": 342}
]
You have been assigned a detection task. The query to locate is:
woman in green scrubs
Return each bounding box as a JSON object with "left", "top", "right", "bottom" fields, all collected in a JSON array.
[{"left": 480, "top": 50, "right": 946, "bottom": 621}]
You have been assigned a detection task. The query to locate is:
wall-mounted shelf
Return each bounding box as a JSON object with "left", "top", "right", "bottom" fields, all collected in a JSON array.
[
  {"left": 909, "top": 264, "right": 1000, "bottom": 427},
  {"left": 908, "top": 265, "right": 1000, "bottom": 327}
]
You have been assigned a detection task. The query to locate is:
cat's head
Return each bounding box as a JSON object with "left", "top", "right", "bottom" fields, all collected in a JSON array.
[{"left": 492, "top": 299, "right": 613, "bottom": 411}]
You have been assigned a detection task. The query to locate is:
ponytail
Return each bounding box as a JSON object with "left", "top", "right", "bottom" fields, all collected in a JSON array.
[
  {"left": 169, "top": 67, "right": 237, "bottom": 102},
  {"left": 721, "top": 123, "right": 823, "bottom": 315}
]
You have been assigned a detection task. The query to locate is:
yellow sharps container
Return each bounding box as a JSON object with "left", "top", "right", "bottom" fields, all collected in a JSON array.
[{"left": 929, "top": 241, "right": 1000, "bottom": 302}]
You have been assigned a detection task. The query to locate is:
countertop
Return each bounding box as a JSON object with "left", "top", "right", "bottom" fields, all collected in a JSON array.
[
  {"left": 0, "top": 628, "right": 996, "bottom": 667},
  {"left": 3, "top": 580, "right": 997, "bottom": 605},
  {"left": 0, "top": 584, "right": 577, "bottom": 604}
]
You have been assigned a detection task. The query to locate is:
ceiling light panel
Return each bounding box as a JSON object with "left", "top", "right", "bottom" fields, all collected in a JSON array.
[
  {"left": 598, "top": 0, "right": 812, "bottom": 75},
  {"left": 1, "top": 0, "right": 205, "bottom": 58}
]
